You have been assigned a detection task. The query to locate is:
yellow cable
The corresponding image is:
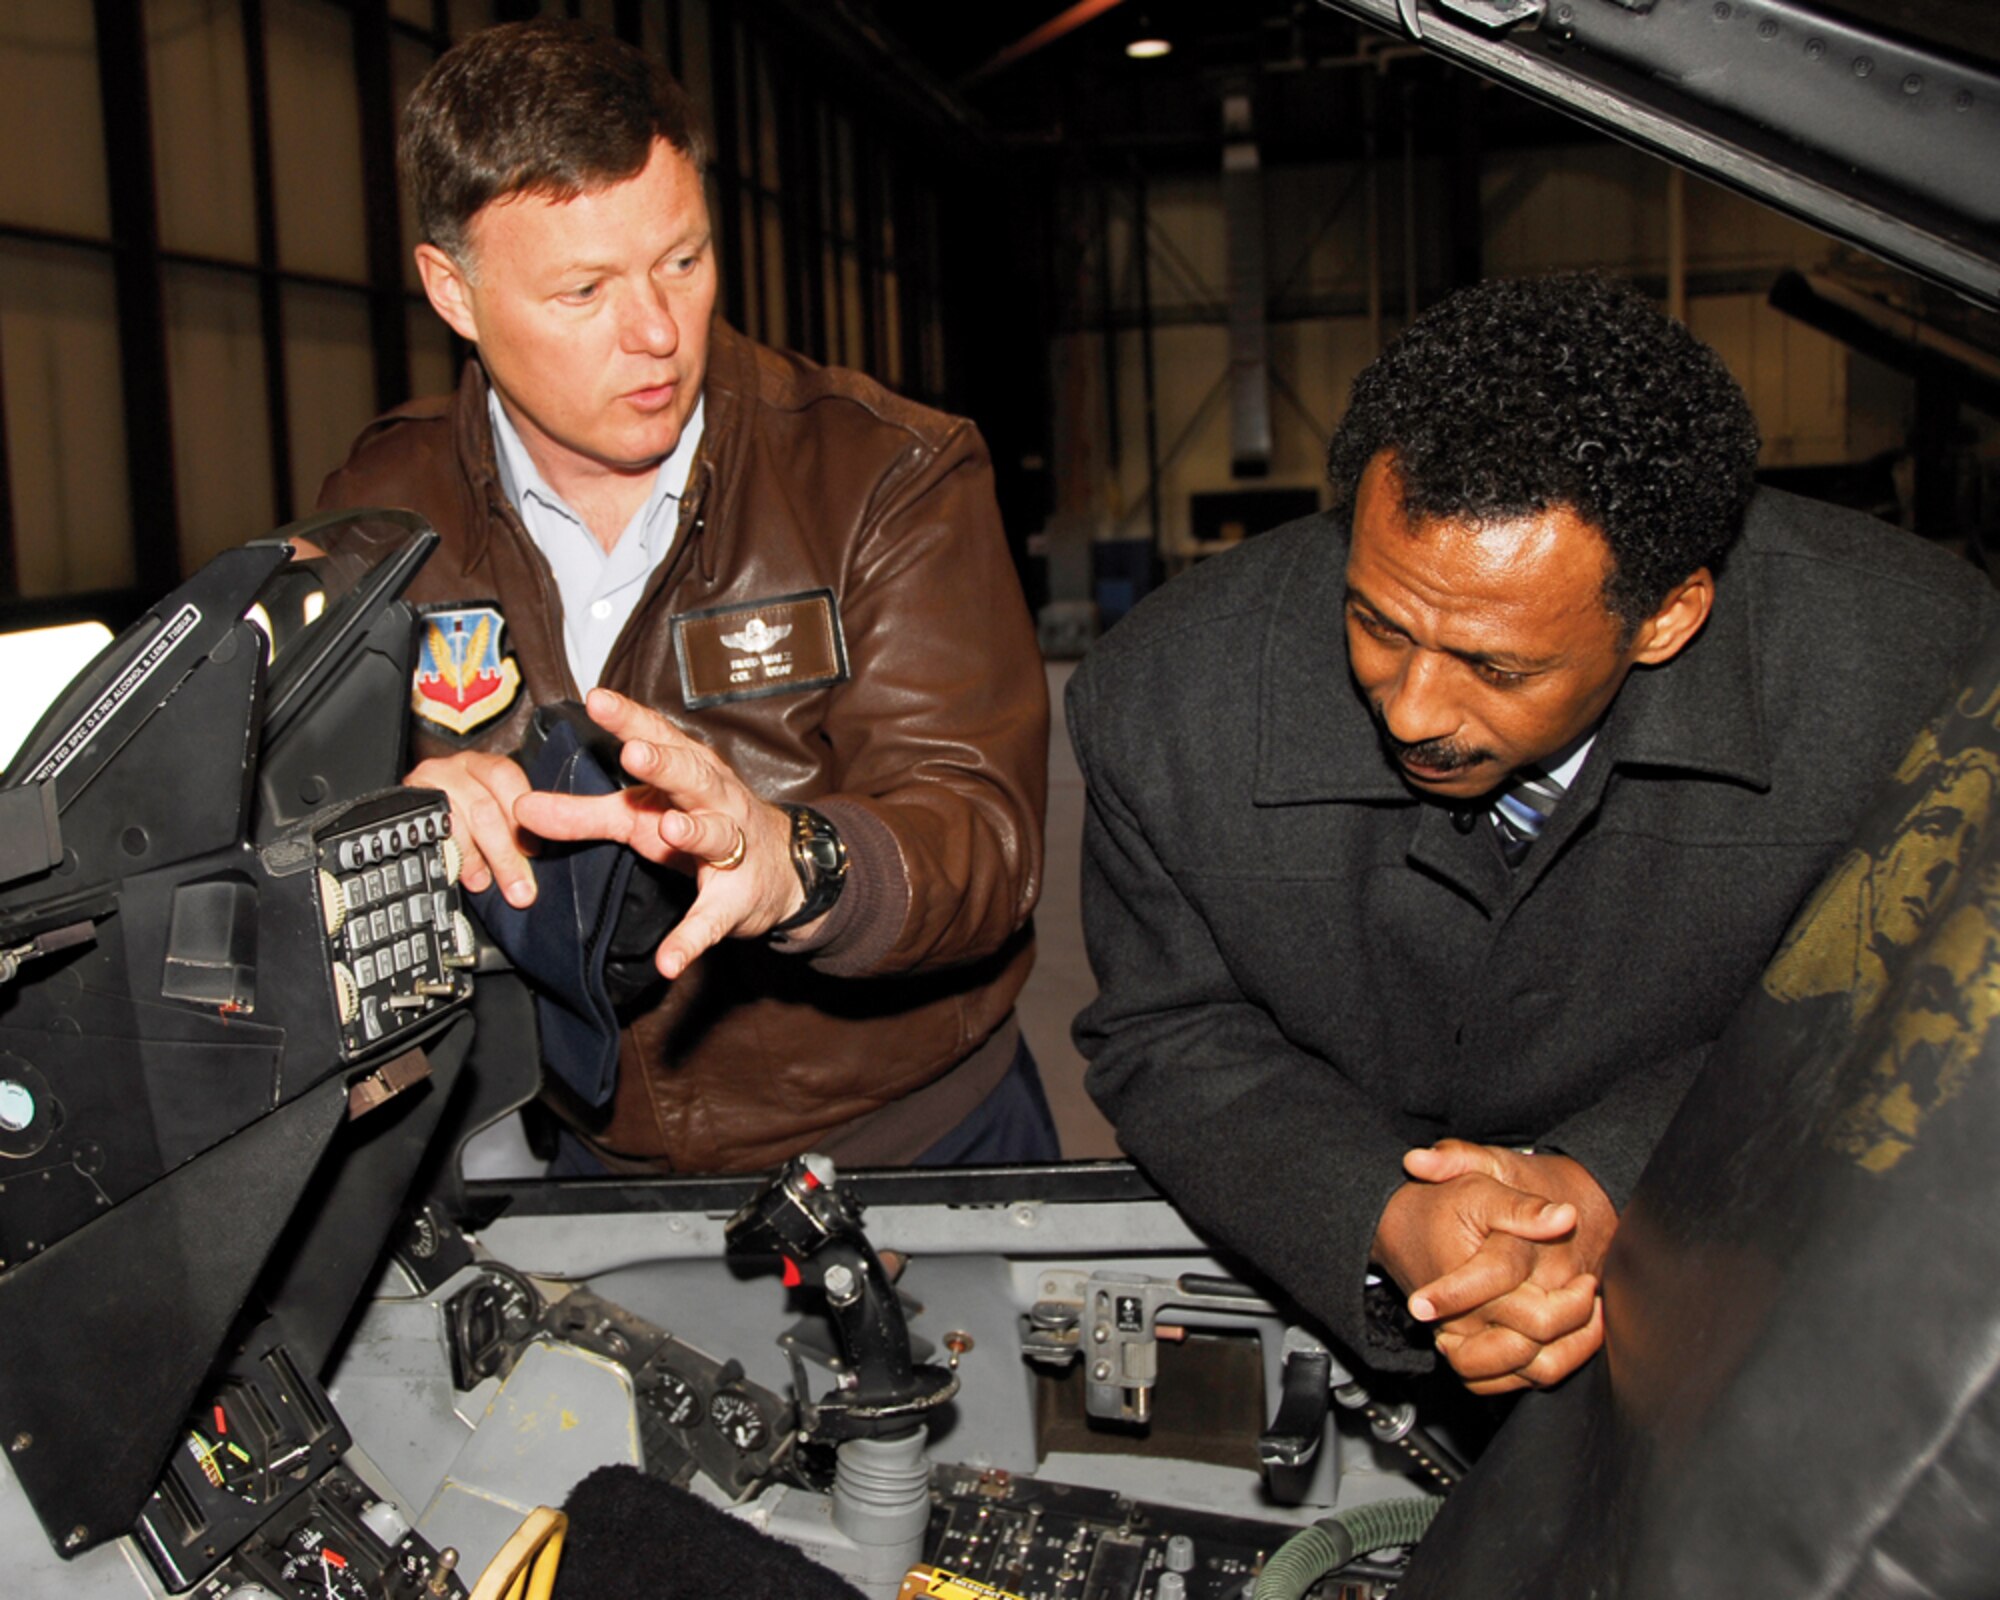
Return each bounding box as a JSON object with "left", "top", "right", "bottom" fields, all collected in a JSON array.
[
  {"left": 469, "top": 1507, "right": 567, "bottom": 1600},
  {"left": 525, "top": 1525, "right": 565, "bottom": 1600}
]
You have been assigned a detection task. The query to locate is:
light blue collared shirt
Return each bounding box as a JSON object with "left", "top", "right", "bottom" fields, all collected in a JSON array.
[{"left": 488, "top": 390, "right": 705, "bottom": 692}]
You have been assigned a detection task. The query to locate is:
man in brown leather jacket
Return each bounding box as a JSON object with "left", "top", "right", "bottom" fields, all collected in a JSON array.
[{"left": 314, "top": 20, "right": 1050, "bottom": 1173}]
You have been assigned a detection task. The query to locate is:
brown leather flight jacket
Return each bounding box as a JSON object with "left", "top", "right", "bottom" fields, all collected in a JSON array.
[{"left": 315, "top": 320, "right": 1047, "bottom": 1171}]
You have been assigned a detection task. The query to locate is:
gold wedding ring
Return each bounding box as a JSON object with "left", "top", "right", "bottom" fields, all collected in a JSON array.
[{"left": 712, "top": 821, "right": 748, "bottom": 871}]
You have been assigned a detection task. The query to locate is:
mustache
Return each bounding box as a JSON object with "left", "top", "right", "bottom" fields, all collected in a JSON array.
[{"left": 1372, "top": 708, "right": 1492, "bottom": 773}]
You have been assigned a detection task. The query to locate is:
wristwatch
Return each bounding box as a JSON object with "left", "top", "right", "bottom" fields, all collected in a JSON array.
[{"left": 770, "top": 804, "right": 849, "bottom": 933}]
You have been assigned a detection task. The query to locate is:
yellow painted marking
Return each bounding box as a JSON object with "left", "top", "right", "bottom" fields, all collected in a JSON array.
[{"left": 899, "top": 1566, "right": 1030, "bottom": 1600}]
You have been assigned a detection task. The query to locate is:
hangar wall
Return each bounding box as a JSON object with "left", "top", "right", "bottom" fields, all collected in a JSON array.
[
  {"left": 1044, "top": 139, "right": 1909, "bottom": 602},
  {"left": 0, "top": 3, "right": 1978, "bottom": 641},
  {"left": 0, "top": 0, "right": 953, "bottom": 631}
]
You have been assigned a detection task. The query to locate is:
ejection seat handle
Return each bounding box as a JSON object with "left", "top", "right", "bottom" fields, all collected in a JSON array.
[{"left": 1259, "top": 1334, "right": 1336, "bottom": 1505}]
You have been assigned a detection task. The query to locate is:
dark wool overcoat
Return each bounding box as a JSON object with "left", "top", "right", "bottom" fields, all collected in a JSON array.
[{"left": 1069, "top": 489, "right": 1999, "bottom": 1371}]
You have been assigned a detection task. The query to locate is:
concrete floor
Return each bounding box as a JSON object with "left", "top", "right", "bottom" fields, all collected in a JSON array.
[{"left": 1020, "top": 659, "right": 1123, "bottom": 1159}]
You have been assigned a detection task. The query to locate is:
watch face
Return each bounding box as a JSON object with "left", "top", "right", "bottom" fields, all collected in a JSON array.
[
  {"left": 773, "top": 807, "right": 847, "bottom": 933},
  {"left": 789, "top": 808, "right": 847, "bottom": 884},
  {"left": 804, "top": 833, "right": 845, "bottom": 874}
]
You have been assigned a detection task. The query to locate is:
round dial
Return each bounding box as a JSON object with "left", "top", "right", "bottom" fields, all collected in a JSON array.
[
  {"left": 331, "top": 962, "right": 359, "bottom": 1025},
  {"left": 708, "top": 1390, "right": 769, "bottom": 1453},
  {"left": 318, "top": 869, "right": 346, "bottom": 937},
  {"left": 277, "top": 1527, "right": 370, "bottom": 1600},
  {"left": 404, "top": 1208, "right": 440, "bottom": 1262},
  {"left": 648, "top": 1372, "right": 700, "bottom": 1429}
]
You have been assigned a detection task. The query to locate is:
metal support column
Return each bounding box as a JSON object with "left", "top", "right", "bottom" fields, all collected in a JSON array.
[
  {"left": 354, "top": 0, "right": 410, "bottom": 416},
  {"left": 93, "top": 0, "right": 181, "bottom": 593},
  {"left": 242, "top": 0, "right": 296, "bottom": 524},
  {"left": 1134, "top": 169, "right": 1163, "bottom": 562}
]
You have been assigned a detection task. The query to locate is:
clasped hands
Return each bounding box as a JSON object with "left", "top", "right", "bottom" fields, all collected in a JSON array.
[
  {"left": 407, "top": 687, "right": 814, "bottom": 978},
  {"left": 1371, "top": 1141, "right": 1617, "bottom": 1395}
]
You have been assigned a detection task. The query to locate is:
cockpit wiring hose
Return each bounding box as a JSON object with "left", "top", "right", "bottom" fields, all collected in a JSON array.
[{"left": 1250, "top": 1496, "right": 1443, "bottom": 1600}]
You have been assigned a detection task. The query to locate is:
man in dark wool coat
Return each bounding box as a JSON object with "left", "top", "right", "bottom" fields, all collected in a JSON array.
[{"left": 1067, "top": 273, "right": 1998, "bottom": 1395}]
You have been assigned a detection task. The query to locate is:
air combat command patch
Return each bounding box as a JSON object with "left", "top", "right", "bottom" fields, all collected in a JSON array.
[{"left": 412, "top": 603, "right": 522, "bottom": 736}]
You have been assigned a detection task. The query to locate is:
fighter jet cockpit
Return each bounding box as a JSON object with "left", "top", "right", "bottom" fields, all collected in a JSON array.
[
  {"left": 1, "top": 2, "right": 1998, "bottom": 1599},
  {"left": 3, "top": 483, "right": 2000, "bottom": 1600},
  {"left": 0, "top": 512, "right": 1469, "bottom": 1600}
]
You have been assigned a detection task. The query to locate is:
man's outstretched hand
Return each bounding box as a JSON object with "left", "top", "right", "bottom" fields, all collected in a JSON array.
[
  {"left": 506, "top": 688, "right": 814, "bottom": 977},
  {"left": 407, "top": 748, "right": 539, "bottom": 905},
  {"left": 1373, "top": 1141, "right": 1617, "bottom": 1395}
]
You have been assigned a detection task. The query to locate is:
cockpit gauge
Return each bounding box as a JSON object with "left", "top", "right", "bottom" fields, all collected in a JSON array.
[
  {"left": 708, "top": 1389, "right": 770, "bottom": 1453},
  {"left": 647, "top": 1371, "right": 701, "bottom": 1429},
  {"left": 276, "top": 1525, "right": 371, "bottom": 1600}
]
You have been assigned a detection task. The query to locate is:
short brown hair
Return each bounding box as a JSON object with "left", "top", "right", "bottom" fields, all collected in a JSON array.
[{"left": 401, "top": 18, "right": 709, "bottom": 263}]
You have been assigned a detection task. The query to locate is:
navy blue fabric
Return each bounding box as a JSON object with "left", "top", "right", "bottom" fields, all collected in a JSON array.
[
  {"left": 467, "top": 720, "right": 635, "bottom": 1109},
  {"left": 914, "top": 1035, "right": 1060, "bottom": 1166}
]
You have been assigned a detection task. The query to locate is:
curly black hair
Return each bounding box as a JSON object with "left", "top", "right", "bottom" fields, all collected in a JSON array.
[{"left": 1325, "top": 273, "right": 1761, "bottom": 630}]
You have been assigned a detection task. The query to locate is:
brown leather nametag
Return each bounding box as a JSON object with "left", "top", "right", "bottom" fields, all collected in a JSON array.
[{"left": 672, "top": 588, "right": 850, "bottom": 710}]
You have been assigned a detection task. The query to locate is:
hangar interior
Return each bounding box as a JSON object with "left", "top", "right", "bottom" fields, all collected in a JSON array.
[
  {"left": 0, "top": 3, "right": 1998, "bottom": 1599},
  {"left": 3, "top": 0, "right": 1996, "bottom": 1149},
  {"left": 0, "top": 1, "right": 1994, "bottom": 635}
]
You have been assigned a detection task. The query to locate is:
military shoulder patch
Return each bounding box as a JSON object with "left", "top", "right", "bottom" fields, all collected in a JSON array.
[
  {"left": 412, "top": 603, "right": 522, "bottom": 736},
  {"left": 672, "top": 588, "right": 849, "bottom": 710}
]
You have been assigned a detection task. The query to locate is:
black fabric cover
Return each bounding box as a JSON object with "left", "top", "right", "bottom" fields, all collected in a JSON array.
[
  {"left": 1399, "top": 618, "right": 2000, "bottom": 1600},
  {"left": 550, "top": 1465, "right": 867, "bottom": 1600}
]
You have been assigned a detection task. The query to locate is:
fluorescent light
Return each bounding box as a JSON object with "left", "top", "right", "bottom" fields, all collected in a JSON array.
[{"left": 1126, "top": 35, "right": 1172, "bottom": 58}]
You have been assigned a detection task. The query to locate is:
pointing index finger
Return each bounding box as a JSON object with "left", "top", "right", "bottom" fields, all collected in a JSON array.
[{"left": 586, "top": 686, "right": 686, "bottom": 747}]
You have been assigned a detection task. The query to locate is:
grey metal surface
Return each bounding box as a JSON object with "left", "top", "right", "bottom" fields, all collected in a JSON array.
[
  {"left": 0, "top": 1198, "right": 1438, "bottom": 1597},
  {"left": 324, "top": 1260, "right": 487, "bottom": 1516},
  {"left": 476, "top": 1195, "right": 1215, "bottom": 1275},
  {"left": 414, "top": 1338, "right": 643, "bottom": 1582}
]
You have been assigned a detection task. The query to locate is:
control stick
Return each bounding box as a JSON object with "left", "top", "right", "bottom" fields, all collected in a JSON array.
[
  {"left": 726, "top": 1153, "right": 956, "bottom": 1442},
  {"left": 726, "top": 1154, "right": 957, "bottom": 1599}
]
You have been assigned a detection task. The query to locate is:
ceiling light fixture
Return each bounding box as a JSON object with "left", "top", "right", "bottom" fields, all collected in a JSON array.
[{"left": 1126, "top": 34, "right": 1172, "bottom": 58}]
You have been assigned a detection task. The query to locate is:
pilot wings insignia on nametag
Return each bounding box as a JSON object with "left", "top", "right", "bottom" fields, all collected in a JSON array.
[
  {"left": 412, "top": 603, "right": 523, "bottom": 735},
  {"left": 719, "top": 617, "right": 793, "bottom": 654},
  {"left": 673, "top": 589, "right": 848, "bottom": 710}
]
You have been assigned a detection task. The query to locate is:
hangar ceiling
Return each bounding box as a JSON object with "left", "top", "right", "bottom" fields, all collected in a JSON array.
[
  {"left": 819, "top": 0, "right": 2000, "bottom": 173},
  {"left": 790, "top": 0, "right": 1566, "bottom": 169}
]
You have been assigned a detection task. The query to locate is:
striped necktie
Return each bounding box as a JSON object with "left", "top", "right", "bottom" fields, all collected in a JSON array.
[{"left": 1491, "top": 765, "right": 1568, "bottom": 866}]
